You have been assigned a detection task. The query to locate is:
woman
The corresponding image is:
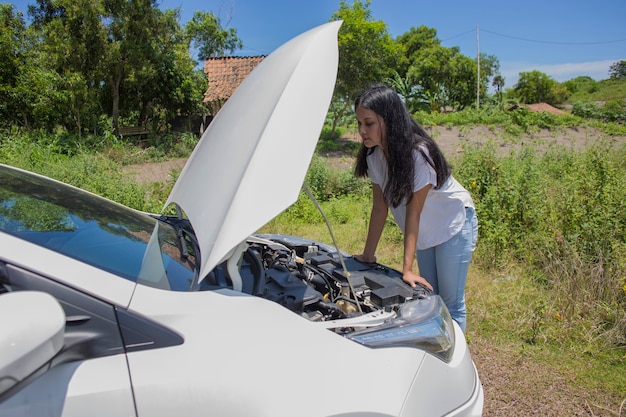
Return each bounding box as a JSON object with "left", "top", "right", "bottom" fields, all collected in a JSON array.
[{"left": 352, "top": 85, "right": 478, "bottom": 332}]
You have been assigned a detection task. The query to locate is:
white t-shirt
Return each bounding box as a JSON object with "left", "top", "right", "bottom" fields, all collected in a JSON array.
[{"left": 367, "top": 146, "right": 474, "bottom": 250}]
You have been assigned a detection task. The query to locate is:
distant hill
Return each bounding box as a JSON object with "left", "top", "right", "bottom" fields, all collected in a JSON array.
[{"left": 563, "top": 76, "right": 626, "bottom": 104}]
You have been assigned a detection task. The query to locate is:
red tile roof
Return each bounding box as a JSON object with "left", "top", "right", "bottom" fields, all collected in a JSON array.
[{"left": 203, "top": 56, "right": 265, "bottom": 104}]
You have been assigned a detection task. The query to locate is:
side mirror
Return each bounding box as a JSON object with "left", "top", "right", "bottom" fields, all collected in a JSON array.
[{"left": 0, "top": 291, "right": 65, "bottom": 395}]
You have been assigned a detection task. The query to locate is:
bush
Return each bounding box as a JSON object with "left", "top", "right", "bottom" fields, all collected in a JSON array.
[
  {"left": 415, "top": 107, "right": 585, "bottom": 133},
  {"left": 453, "top": 142, "right": 626, "bottom": 348},
  {"left": 305, "top": 155, "right": 368, "bottom": 201},
  {"left": 0, "top": 131, "right": 160, "bottom": 212},
  {"left": 572, "top": 100, "right": 626, "bottom": 123}
]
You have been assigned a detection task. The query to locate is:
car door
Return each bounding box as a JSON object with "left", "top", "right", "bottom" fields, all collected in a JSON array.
[{"left": 0, "top": 261, "right": 137, "bottom": 417}]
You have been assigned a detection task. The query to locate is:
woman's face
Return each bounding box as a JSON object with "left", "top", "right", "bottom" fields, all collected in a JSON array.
[{"left": 356, "top": 105, "right": 386, "bottom": 150}]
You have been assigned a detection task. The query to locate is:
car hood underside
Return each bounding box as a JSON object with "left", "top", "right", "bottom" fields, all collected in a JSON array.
[{"left": 164, "top": 21, "right": 340, "bottom": 282}]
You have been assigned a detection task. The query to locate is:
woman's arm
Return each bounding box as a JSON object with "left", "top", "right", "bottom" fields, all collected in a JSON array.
[
  {"left": 355, "top": 183, "right": 388, "bottom": 263},
  {"left": 402, "top": 185, "right": 434, "bottom": 290}
]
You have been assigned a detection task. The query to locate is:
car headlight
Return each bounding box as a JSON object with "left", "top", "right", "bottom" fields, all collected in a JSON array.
[{"left": 346, "top": 295, "right": 456, "bottom": 362}]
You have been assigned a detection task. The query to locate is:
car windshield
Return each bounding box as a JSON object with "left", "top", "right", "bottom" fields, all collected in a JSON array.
[{"left": 0, "top": 166, "right": 197, "bottom": 291}]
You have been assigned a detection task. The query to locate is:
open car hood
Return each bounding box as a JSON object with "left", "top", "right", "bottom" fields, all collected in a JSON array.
[{"left": 164, "top": 21, "right": 340, "bottom": 282}]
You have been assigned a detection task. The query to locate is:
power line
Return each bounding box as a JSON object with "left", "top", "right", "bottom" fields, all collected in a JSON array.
[
  {"left": 440, "top": 29, "right": 475, "bottom": 42},
  {"left": 478, "top": 28, "right": 626, "bottom": 46},
  {"left": 441, "top": 27, "right": 626, "bottom": 46}
]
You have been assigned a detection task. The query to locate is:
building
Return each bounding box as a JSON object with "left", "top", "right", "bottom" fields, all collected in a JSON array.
[{"left": 203, "top": 56, "right": 266, "bottom": 116}]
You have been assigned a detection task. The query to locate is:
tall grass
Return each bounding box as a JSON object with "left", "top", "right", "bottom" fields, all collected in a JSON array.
[
  {"left": 0, "top": 130, "right": 197, "bottom": 213},
  {"left": 412, "top": 107, "right": 626, "bottom": 137},
  {"left": 271, "top": 138, "right": 626, "bottom": 354},
  {"left": 3, "top": 128, "right": 624, "bottom": 356},
  {"left": 269, "top": 138, "right": 626, "bottom": 406},
  {"left": 454, "top": 141, "right": 626, "bottom": 350}
]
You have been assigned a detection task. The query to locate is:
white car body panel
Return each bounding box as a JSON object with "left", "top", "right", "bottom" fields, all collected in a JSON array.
[
  {"left": 165, "top": 21, "right": 340, "bottom": 281},
  {"left": 0, "top": 233, "right": 135, "bottom": 307},
  {"left": 0, "top": 19, "right": 484, "bottom": 417},
  {"left": 0, "top": 292, "right": 65, "bottom": 393},
  {"left": 126, "top": 283, "right": 425, "bottom": 417},
  {"left": 1, "top": 356, "right": 136, "bottom": 417},
  {"left": 400, "top": 322, "right": 484, "bottom": 416}
]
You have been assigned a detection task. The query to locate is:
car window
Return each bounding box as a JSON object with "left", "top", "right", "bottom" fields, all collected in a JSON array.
[{"left": 0, "top": 166, "right": 197, "bottom": 291}]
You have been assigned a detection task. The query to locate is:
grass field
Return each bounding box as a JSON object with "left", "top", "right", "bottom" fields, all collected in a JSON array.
[{"left": 1, "top": 120, "right": 625, "bottom": 416}]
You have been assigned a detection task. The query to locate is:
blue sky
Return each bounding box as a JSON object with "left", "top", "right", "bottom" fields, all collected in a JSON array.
[{"left": 9, "top": 0, "right": 626, "bottom": 89}]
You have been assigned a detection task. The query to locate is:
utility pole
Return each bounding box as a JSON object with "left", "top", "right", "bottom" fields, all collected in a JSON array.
[{"left": 476, "top": 24, "right": 480, "bottom": 109}]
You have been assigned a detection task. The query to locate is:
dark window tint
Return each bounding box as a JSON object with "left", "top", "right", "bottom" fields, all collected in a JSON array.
[{"left": 0, "top": 166, "right": 196, "bottom": 291}]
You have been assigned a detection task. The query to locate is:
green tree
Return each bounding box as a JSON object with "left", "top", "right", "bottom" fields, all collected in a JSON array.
[
  {"left": 0, "top": 4, "right": 27, "bottom": 127},
  {"left": 492, "top": 74, "right": 505, "bottom": 108},
  {"left": 384, "top": 70, "right": 429, "bottom": 113},
  {"left": 512, "top": 70, "right": 569, "bottom": 105},
  {"left": 395, "top": 25, "right": 439, "bottom": 76},
  {"left": 103, "top": 0, "right": 166, "bottom": 133},
  {"left": 184, "top": 11, "right": 242, "bottom": 61},
  {"left": 408, "top": 45, "right": 477, "bottom": 111},
  {"left": 26, "top": 0, "right": 112, "bottom": 133},
  {"left": 608, "top": 60, "right": 626, "bottom": 79},
  {"left": 328, "top": 0, "right": 402, "bottom": 134},
  {"left": 117, "top": 8, "right": 201, "bottom": 130},
  {"left": 22, "top": 0, "right": 216, "bottom": 135},
  {"left": 0, "top": 1, "right": 86, "bottom": 131},
  {"left": 562, "top": 76, "right": 598, "bottom": 94},
  {"left": 479, "top": 52, "right": 500, "bottom": 100}
]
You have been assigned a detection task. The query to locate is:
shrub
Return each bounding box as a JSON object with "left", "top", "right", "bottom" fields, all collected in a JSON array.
[
  {"left": 572, "top": 100, "right": 626, "bottom": 123},
  {"left": 305, "top": 155, "right": 368, "bottom": 201},
  {"left": 454, "top": 142, "right": 626, "bottom": 348}
]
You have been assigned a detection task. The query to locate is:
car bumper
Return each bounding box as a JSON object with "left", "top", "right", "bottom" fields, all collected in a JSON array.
[
  {"left": 400, "top": 321, "right": 484, "bottom": 417},
  {"left": 444, "top": 362, "right": 484, "bottom": 416}
]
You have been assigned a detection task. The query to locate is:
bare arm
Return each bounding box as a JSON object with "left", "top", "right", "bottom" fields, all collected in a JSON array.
[
  {"left": 355, "top": 183, "right": 388, "bottom": 264},
  {"left": 402, "top": 185, "right": 434, "bottom": 290}
]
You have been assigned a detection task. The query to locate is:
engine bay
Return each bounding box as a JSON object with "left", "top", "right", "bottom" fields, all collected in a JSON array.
[{"left": 203, "top": 234, "right": 430, "bottom": 324}]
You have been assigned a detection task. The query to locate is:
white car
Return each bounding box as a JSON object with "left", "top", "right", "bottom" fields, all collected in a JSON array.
[{"left": 0, "top": 21, "right": 483, "bottom": 417}]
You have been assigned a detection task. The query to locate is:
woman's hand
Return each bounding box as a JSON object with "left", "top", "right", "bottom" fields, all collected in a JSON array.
[
  {"left": 402, "top": 270, "right": 434, "bottom": 291},
  {"left": 353, "top": 253, "right": 377, "bottom": 264}
]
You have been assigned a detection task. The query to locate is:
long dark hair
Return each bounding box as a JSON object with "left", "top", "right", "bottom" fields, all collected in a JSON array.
[{"left": 354, "top": 84, "right": 451, "bottom": 207}]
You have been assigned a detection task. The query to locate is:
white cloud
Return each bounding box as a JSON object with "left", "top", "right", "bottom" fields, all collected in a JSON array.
[{"left": 499, "top": 59, "right": 624, "bottom": 88}]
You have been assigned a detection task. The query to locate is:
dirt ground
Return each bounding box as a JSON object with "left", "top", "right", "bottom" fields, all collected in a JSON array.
[
  {"left": 124, "top": 126, "right": 625, "bottom": 417},
  {"left": 126, "top": 126, "right": 625, "bottom": 184},
  {"left": 340, "top": 124, "right": 622, "bottom": 156}
]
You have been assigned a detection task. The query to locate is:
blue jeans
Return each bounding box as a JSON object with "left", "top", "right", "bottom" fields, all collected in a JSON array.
[{"left": 416, "top": 207, "right": 478, "bottom": 332}]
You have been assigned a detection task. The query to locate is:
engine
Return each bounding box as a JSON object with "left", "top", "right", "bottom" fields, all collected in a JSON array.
[{"left": 245, "top": 234, "right": 429, "bottom": 323}]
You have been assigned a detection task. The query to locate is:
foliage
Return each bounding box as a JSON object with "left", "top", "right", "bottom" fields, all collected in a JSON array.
[
  {"left": 3, "top": 128, "right": 625, "bottom": 407},
  {"left": 511, "top": 70, "right": 570, "bottom": 105},
  {"left": 562, "top": 75, "right": 598, "bottom": 95},
  {"left": 564, "top": 77, "right": 626, "bottom": 103},
  {"left": 491, "top": 74, "right": 505, "bottom": 108},
  {"left": 408, "top": 44, "right": 478, "bottom": 111},
  {"left": 478, "top": 52, "right": 499, "bottom": 102},
  {"left": 395, "top": 25, "right": 499, "bottom": 112},
  {"left": 332, "top": 0, "right": 401, "bottom": 98},
  {"left": 327, "top": 0, "right": 402, "bottom": 135},
  {"left": 452, "top": 142, "right": 626, "bottom": 349},
  {"left": 384, "top": 70, "right": 430, "bottom": 113},
  {"left": 414, "top": 107, "right": 586, "bottom": 134},
  {"left": 184, "top": 11, "right": 242, "bottom": 60},
  {"left": 395, "top": 25, "right": 440, "bottom": 76},
  {"left": 571, "top": 100, "right": 626, "bottom": 123},
  {"left": 4, "top": 0, "right": 623, "bottom": 148},
  {"left": 316, "top": 126, "right": 359, "bottom": 154},
  {"left": 608, "top": 60, "right": 626, "bottom": 79},
  {"left": 304, "top": 155, "right": 368, "bottom": 202},
  {"left": 0, "top": 132, "right": 160, "bottom": 212},
  {"left": 0, "top": 0, "right": 231, "bottom": 137}
]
